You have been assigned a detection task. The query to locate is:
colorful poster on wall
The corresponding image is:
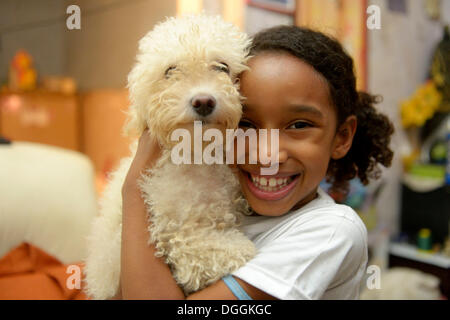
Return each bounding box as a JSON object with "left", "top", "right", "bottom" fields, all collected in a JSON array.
[
  {"left": 296, "top": 0, "right": 368, "bottom": 90},
  {"left": 247, "top": 0, "right": 296, "bottom": 14}
]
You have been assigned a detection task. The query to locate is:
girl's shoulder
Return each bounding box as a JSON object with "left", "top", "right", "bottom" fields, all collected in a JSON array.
[
  {"left": 285, "top": 190, "right": 368, "bottom": 246},
  {"left": 298, "top": 189, "right": 367, "bottom": 234}
]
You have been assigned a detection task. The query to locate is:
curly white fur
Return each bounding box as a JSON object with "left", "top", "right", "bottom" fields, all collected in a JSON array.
[{"left": 83, "top": 14, "right": 256, "bottom": 299}]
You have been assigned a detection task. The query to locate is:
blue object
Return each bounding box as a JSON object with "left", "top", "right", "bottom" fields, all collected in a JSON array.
[
  {"left": 320, "top": 178, "right": 367, "bottom": 209},
  {"left": 222, "top": 275, "right": 253, "bottom": 300}
]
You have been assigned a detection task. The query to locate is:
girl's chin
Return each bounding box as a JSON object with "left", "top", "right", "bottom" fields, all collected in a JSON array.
[{"left": 246, "top": 201, "right": 292, "bottom": 216}]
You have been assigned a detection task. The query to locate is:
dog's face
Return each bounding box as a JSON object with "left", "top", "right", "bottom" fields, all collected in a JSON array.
[{"left": 126, "top": 15, "right": 251, "bottom": 147}]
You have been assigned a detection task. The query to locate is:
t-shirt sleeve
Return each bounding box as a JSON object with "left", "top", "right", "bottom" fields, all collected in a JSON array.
[{"left": 232, "top": 212, "right": 368, "bottom": 300}]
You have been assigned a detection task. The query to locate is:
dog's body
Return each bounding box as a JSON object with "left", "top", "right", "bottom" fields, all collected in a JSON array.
[{"left": 84, "top": 15, "right": 256, "bottom": 299}]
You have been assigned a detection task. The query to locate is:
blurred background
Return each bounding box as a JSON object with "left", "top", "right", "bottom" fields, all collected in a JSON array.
[{"left": 0, "top": 0, "right": 449, "bottom": 300}]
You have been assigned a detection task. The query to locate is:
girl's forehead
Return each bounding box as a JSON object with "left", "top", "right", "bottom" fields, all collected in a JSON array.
[
  {"left": 244, "top": 52, "right": 329, "bottom": 91},
  {"left": 240, "top": 52, "right": 334, "bottom": 117}
]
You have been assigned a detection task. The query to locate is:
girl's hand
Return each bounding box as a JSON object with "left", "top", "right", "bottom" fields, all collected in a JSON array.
[{"left": 122, "top": 129, "right": 162, "bottom": 196}]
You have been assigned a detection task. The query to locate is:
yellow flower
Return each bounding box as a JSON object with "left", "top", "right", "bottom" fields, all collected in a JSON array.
[{"left": 400, "top": 81, "right": 443, "bottom": 128}]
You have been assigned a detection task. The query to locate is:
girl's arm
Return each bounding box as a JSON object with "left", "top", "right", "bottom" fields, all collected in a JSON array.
[
  {"left": 119, "top": 131, "right": 184, "bottom": 299},
  {"left": 119, "top": 130, "right": 275, "bottom": 300}
]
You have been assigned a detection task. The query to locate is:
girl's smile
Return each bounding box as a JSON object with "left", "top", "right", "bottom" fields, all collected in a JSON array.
[
  {"left": 242, "top": 169, "right": 301, "bottom": 201},
  {"left": 236, "top": 52, "right": 357, "bottom": 216}
]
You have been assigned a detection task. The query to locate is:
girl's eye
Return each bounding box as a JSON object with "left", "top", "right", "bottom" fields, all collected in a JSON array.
[
  {"left": 287, "top": 121, "right": 311, "bottom": 129},
  {"left": 213, "top": 62, "right": 229, "bottom": 74},
  {"left": 238, "top": 120, "right": 255, "bottom": 128}
]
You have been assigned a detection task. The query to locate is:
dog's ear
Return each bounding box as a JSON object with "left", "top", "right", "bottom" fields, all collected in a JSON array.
[
  {"left": 122, "top": 105, "right": 146, "bottom": 138},
  {"left": 124, "top": 59, "right": 150, "bottom": 138}
]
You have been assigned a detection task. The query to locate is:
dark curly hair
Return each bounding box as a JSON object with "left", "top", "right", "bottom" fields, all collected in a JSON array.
[{"left": 250, "top": 25, "right": 394, "bottom": 195}]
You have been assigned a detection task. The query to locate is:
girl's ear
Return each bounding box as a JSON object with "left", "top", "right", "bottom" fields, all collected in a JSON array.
[{"left": 331, "top": 115, "right": 357, "bottom": 160}]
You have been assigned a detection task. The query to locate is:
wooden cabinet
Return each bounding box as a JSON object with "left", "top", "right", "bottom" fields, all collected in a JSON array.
[
  {"left": 0, "top": 91, "right": 81, "bottom": 151},
  {"left": 80, "top": 89, "right": 133, "bottom": 175}
]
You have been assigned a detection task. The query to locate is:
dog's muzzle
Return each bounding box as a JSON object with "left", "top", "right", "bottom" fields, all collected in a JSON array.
[{"left": 191, "top": 94, "right": 216, "bottom": 117}]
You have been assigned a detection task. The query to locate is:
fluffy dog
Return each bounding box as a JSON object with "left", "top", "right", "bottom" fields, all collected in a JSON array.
[{"left": 83, "top": 15, "right": 256, "bottom": 299}]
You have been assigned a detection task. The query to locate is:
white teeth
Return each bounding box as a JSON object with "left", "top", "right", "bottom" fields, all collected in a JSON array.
[
  {"left": 269, "top": 178, "right": 277, "bottom": 187},
  {"left": 249, "top": 173, "right": 296, "bottom": 192},
  {"left": 260, "top": 177, "right": 267, "bottom": 186}
]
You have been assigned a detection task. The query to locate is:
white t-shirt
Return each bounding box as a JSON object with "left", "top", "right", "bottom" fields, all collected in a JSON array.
[{"left": 232, "top": 187, "right": 368, "bottom": 300}]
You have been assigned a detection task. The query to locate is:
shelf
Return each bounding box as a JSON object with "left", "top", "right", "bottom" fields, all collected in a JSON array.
[{"left": 389, "top": 242, "right": 450, "bottom": 269}]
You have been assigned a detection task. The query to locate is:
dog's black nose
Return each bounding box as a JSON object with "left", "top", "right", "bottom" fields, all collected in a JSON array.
[{"left": 191, "top": 94, "right": 216, "bottom": 117}]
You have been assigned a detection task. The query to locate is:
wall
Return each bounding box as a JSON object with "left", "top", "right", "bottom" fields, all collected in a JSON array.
[
  {"left": 245, "top": 5, "right": 294, "bottom": 36},
  {"left": 65, "top": 0, "right": 176, "bottom": 90},
  {"left": 367, "top": 0, "right": 450, "bottom": 235},
  {"left": 0, "top": 0, "right": 177, "bottom": 90},
  {"left": 0, "top": 0, "right": 66, "bottom": 85}
]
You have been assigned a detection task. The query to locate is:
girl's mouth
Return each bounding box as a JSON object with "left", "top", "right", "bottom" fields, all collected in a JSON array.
[{"left": 242, "top": 170, "right": 300, "bottom": 201}]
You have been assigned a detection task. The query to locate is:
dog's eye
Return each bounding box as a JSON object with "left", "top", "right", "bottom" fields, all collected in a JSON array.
[
  {"left": 165, "top": 66, "right": 176, "bottom": 77},
  {"left": 213, "top": 62, "right": 229, "bottom": 74}
]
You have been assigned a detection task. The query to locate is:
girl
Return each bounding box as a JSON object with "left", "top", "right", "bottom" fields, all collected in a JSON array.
[{"left": 118, "top": 25, "right": 394, "bottom": 300}]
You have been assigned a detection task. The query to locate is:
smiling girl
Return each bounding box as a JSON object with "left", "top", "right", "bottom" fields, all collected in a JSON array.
[{"left": 117, "top": 25, "right": 394, "bottom": 300}]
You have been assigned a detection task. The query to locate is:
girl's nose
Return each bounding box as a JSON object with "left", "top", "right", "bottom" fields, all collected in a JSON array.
[
  {"left": 277, "top": 148, "right": 289, "bottom": 164},
  {"left": 259, "top": 145, "right": 288, "bottom": 166},
  {"left": 256, "top": 130, "right": 288, "bottom": 166}
]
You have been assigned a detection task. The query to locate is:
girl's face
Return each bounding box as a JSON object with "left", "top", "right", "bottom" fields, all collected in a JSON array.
[{"left": 237, "top": 52, "right": 356, "bottom": 216}]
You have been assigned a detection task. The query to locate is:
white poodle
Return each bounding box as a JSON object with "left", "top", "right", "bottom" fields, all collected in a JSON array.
[{"left": 83, "top": 14, "right": 256, "bottom": 299}]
